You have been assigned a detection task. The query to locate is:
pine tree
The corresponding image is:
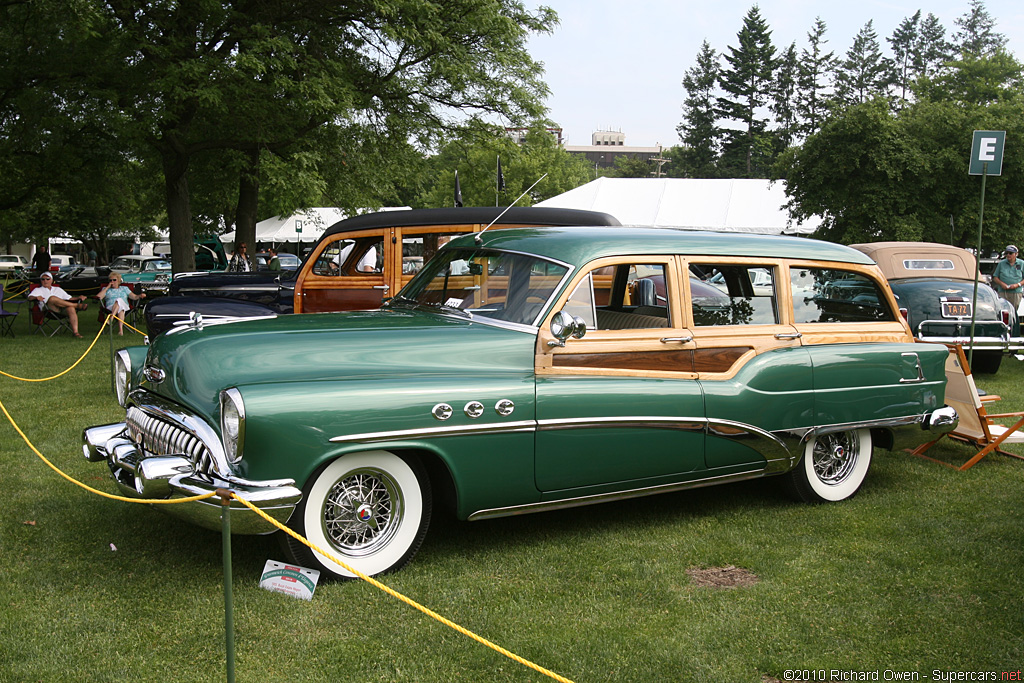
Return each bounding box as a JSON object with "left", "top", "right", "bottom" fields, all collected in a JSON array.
[
  {"left": 677, "top": 40, "right": 720, "bottom": 178},
  {"left": 716, "top": 5, "right": 777, "bottom": 177},
  {"left": 917, "top": 14, "right": 951, "bottom": 79},
  {"left": 771, "top": 43, "right": 799, "bottom": 149},
  {"left": 834, "top": 21, "right": 890, "bottom": 107},
  {"left": 795, "top": 17, "right": 836, "bottom": 138},
  {"left": 954, "top": 0, "right": 1006, "bottom": 58},
  {"left": 888, "top": 10, "right": 921, "bottom": 104}
]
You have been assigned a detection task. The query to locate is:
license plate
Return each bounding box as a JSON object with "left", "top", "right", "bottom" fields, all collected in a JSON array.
[{"left": 941, "top": 301, "right": 972, "bottom": 318}]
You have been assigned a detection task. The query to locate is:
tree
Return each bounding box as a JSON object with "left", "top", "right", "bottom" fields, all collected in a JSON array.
[
  {"left": 888, "top": 11, "right": 922, "bottom": 105},
  {"left": 414, "top": 124, "right": 591, "bottom": 209},
  {"left": 916, "top": 13, "right": 952, "bottom": 81},
  {"left": 771, "top": 43, "right": 799, "bottom": 150},
  {"left": 834, "top": 21, "right": 890, "bottom": 107},
  {"left": 954, "top": 0, "right": 1007, "bottom": 58},
  {"left": 677, "top": 40, "right": 720, "bottom": 178},
  {"left": 716, "top": 5, "right": 777, "bottom": 178},
  {"left": 4, "top": 1, "right": 558, "bottom": 273},
  {"left": 795, "top": 17, "right": 836, "bottom": 138}
]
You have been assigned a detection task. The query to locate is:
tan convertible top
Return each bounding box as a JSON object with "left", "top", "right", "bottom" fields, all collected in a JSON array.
[{"left": 850, "top": 242, "right": 978, "bottom": 281}]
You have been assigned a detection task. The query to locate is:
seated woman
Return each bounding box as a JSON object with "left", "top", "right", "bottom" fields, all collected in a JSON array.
[{"left": 98, "top": 272, "right": 146, "bottom": 335}]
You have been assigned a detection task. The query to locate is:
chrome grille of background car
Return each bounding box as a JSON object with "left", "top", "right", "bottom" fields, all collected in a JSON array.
[{"left": 126, "top": 406, "right": 215, "bottom": 474}]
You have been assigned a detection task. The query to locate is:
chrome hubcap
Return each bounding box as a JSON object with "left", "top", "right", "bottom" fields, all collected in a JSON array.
[
  {"left": 322, "top": 469, "right": 403, "bottom": 556},
  {"left": 812, "top": 432, "right": 858, "bottom": 485}
]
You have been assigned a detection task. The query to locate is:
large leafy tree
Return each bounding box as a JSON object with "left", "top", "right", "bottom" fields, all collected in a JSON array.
[
  {"left": 677, "top": 40, "right": 720, "bottom": 178},
  {"left": 415, "top": 124, "right": 590, "bottom": 209},
  {"left": 3, "top": 1, "right": 557, "bottom": 272},
  {"left": 716, "top": 5, "right": 777, "bottom": 178}
]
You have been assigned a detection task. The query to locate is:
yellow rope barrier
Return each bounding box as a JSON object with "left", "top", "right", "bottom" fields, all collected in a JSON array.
[
  {"left": 234, "top": 497, "right": 577, "bottom": 683},
  {"left": 0, "top": 315, "right": 111, "bottom": 381},
  {"left": 0, "top": 310, "right": 577, "bottom": 682}
]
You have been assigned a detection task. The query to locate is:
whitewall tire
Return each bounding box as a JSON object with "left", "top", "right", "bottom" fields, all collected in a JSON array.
[{"left": 784, "top": 428, "right": 872, "bottom": 503}]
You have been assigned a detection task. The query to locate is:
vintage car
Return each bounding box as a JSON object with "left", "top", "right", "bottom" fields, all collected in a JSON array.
[
  {"left": 254, "top": 251, "right": 301, "bottom": 271},
  {"left": 0, "top": 254, "right": 29, "bottom": 272},
  {"left": 143, "top": 206, "right": 621, "bottom": 336},
  {"left": 850, "top": 242, "right": 1022, "bottom": 374},
  {"left": 109, "top": 255, "right": 174, "bottom": 294},
  {"left": 83, "top": 227, "right": 958, "bottom": 580}
]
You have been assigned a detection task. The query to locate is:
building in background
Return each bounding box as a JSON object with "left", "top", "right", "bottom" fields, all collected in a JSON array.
[{"left": 565, "top": 130, "right": 663, "bottom": 171}]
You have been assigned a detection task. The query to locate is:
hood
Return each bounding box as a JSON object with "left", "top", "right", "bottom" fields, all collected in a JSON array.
[{"left": 143, "top": 308, "right": 537, "bottom": 419}]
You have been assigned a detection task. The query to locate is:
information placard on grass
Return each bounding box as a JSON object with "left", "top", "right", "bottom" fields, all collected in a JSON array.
[{"left": 259, "top": 560, "right": 320, "bottom": 601}]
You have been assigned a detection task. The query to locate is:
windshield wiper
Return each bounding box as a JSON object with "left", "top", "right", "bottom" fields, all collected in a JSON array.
[{"left": 424, "top": 301, "right": 473, "bottom": 319}]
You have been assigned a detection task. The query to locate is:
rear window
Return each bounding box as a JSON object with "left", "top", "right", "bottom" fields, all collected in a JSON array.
[
  {"left": 791, "top": 267, "right": 896, "bottom": 323},
  {"left": 903, "top": 259, "right": 955, "bottom": 271}
]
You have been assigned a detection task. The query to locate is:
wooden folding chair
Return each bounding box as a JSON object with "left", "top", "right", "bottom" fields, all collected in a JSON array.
[{"left": 908, "top": 345, "right": 1024, "bottom": 470}]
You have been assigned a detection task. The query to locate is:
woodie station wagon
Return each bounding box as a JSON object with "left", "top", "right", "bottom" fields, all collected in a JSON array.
[{"left": 83, "top": 227, "right": 958, "bottom": 579}]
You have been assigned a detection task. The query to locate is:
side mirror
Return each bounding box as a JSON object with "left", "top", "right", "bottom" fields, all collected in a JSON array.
[{"left": 548, "top": 310, "right": 586, "bottom": 347}]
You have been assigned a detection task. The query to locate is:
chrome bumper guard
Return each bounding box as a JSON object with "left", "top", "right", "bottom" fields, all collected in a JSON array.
[
  {"left": 886, "top": 406, "right": 959, "bottom": 452},
  {"left": 82, "top": 422, "right": 301, "bottom": 535}
]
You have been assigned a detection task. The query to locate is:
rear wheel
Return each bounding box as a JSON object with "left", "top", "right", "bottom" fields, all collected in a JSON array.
[
  {"left": 783, "top": 428, "right": 872, "bottom": 503},
  {"left": 970, "top": 350, "right": 1002, "bottom": 374},
  {"left": 281, "top": 450, "right": 431, "bottom": 579}
]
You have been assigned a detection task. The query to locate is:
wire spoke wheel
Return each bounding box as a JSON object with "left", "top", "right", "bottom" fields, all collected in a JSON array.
[{"left": 783, "top": 428, "right": 872, "bottom": 503}]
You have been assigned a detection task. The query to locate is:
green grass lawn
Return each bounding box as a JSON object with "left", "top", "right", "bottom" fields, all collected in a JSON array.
[{"left": 1, "top": 313, "right": 1023, "bottom": 682}]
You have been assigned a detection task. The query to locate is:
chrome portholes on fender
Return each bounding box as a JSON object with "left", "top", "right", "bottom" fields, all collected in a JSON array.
[
  {"left": 282, "top": 450, "right": 432, "bottom": 580},
  {"left": 782, "top": 428, "right": 873, "bottom": 503},
  {"left": 495, "top": 399, "right": 515, "bottom": 416},
  {"left": 432, "top": 403, "right": 453, "bottom": 421},
  {"left": 464, "top": 401, "right": 485, "bottom": 418}
]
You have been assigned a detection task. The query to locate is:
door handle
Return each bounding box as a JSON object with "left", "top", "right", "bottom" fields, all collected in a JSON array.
[
  {"left": 774, "top": 332, "right": 803, "bottom": 340},
  {"left": 660, "top": 336, "right": 693, "bottom": 344},
  {"left": 373, "top": 285, "right": 390, "bottom": 292}
]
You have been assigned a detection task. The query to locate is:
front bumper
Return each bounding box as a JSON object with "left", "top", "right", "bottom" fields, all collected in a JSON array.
[{"left": 82, "top": 422, "right": 301, "bottom": 535}]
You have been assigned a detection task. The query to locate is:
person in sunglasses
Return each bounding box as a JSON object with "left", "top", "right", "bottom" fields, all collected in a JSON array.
[{"left": 98, "top": 272, "right": 146, "bottom": 335}]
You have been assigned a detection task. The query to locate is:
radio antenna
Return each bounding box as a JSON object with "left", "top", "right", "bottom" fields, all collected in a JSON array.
[{"left": 475, "top": 173, "right": 548, "bottom": 244}]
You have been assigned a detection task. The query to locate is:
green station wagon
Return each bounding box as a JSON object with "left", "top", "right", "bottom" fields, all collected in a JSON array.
[{"left": 83, "top": 227, "right": 958, "bottom": 579}]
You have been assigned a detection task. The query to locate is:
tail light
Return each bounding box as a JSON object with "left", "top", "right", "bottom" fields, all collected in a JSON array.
[
  {"left": 899, "top": 308, "right": 909, "bottom": 322},
  {"left": 1002, "top": 309, "right": 1011, "bottom": 326}
]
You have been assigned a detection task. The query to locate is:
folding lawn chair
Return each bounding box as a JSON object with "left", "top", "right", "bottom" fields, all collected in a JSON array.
[
  {"left": 908, "top": 345, "right": 1024, "bottom": 470},
  {"left": 0, "top": 283, "right": 18, "bottom": 338},
  {"left": 29, "top": 302, "right": 72, "bottom": 336}
]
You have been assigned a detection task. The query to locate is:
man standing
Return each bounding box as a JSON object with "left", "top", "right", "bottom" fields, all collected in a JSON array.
[
  {"left": 267, "top": 247, "right": 282, "bottom": 271},
  {"left": 32, "top": 246, "right": 51, "bottom": 274},
  {"left": 992, "top": 245, "right": 1023, "bottom": 308},
  {"left": 27, "top": 272, "right": 88, "bottom": 337}
]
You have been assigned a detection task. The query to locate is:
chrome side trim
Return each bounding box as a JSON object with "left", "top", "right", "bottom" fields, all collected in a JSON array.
[
  {"left": 468, "top": 468, "right": 767, "bottom": 521},
  {"left": 329, "top": 420, "right": 537, "bottom": 443}
]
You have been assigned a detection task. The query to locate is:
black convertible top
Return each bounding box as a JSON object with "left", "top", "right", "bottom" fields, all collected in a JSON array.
[{"left": 319, "top": 206, "right": 620, "bottom": 240}]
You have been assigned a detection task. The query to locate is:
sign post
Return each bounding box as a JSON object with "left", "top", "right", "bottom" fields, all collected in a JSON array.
[
  {"left": 967, "top": 130, "right": 1006, "bottom": 368},
  {"left": 295, "top": 220, "right": 303, "bottom": 260}
]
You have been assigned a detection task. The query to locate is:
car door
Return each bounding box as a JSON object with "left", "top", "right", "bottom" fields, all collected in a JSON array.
[
  {"left": 534, "top": 256, "right": 706, "bottom": 494},
  {"left": 685, "top": 258, "right": 814, "bottom": 471},
  {"left": 787, "top": 262, "right": 930, "bottom": 426},
  {"left": 294, "top": 230, "right": 389, "bottom": 313}
]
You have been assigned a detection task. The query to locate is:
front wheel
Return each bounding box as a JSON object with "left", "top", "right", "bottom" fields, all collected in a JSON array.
[
  {"left": 281, "top": 450, "right": 432, "bottom": 579},
  {"left": 782, "top": 428, "right": 872, "bottom": 503}
]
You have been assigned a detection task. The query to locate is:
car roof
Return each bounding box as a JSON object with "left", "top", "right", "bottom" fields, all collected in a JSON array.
[
  {"left": 448, "top": 226, "right": 876, "bottom": 266},
  {"left": 319, "top": 206, "right": 621, "bottom": 241},
  {"left": 850, "top": 242, "right": 977, "bottom": 280}
]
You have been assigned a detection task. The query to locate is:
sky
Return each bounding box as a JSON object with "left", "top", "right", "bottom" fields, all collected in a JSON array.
[{"left": 526, "top": 0, "right": 1024, "bottom": 147}]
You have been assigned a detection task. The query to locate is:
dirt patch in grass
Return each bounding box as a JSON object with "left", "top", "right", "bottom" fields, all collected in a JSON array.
[{"left": 686, "top": 564, "right": 759, "bottom": 589}]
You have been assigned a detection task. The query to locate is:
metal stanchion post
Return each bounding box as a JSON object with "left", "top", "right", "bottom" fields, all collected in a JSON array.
[{"left": 219, "top": 489, "right": 236, "bottom": 683}]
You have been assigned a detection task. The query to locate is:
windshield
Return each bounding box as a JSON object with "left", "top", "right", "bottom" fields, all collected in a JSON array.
[{"left": 393, "top": 247, "right": 570, "bottom": 326}]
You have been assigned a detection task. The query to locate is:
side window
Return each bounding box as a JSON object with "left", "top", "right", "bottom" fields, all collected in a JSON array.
[
  {"left": 690, "top": 264, "right": 778, "bottom": 326},
  {"left": 401, "top": 232, "right": 467, "bottom": 276},
  {"left": 791, "top": 266, "right": 896, "bottom": 323},
  {"left": 313, "top": 237, "right": 383, "bottom": 276},
  {"left": 563, "top": 263, "right": 671, "bottom": 330}
]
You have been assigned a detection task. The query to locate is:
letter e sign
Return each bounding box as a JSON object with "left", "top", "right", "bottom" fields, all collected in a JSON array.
[{"left": 969, "top": 130, "right": 1006, "bottom": 175}]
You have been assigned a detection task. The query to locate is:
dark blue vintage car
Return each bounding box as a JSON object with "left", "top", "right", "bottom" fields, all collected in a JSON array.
[{"left": 851, "top": 242, "right": 1023, "bottom": 373}]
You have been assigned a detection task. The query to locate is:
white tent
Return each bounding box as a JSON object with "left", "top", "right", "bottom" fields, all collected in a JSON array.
[
  {"left": 536, "top": 178, "right": 820, "bottom": 235},
  {"left": 222, "top": 207, "right": 410, "bottom": 244}
]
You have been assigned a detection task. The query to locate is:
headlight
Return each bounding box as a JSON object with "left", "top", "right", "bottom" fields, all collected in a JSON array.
[
  {"left": 220, "top": 388, "right": 246, "bottom": 464},
  {"left": 114, "top": 350, "right": 131, "bottom": 407}
]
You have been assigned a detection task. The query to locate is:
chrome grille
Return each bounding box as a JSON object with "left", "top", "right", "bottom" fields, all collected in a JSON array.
[{"left": 126, "top": 406, "right": 215, "bottom": 474}]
